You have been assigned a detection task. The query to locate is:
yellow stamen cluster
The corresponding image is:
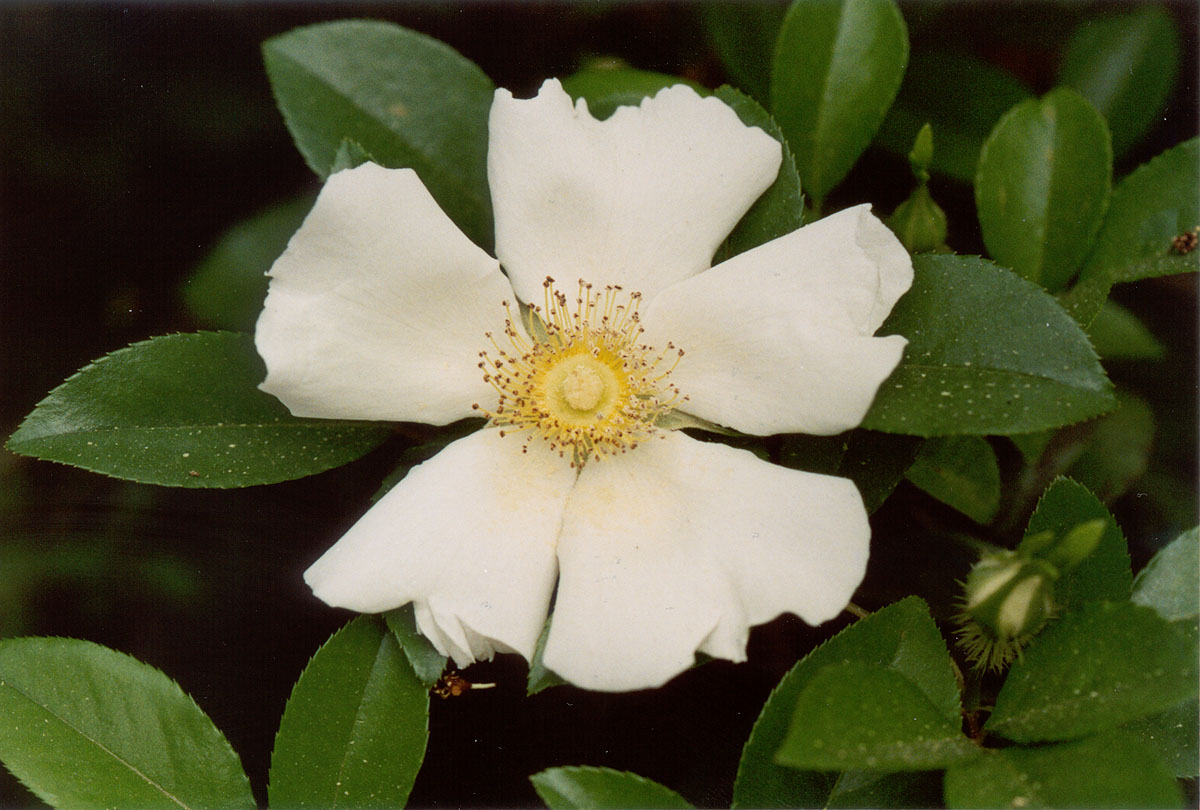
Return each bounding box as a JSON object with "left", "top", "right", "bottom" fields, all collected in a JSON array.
[{"left": 472, "top": 277, "right": 685, "bottom": 468}]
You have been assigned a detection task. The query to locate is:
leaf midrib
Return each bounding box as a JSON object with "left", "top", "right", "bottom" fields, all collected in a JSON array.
[
  {"left": 0, "top": 676, "right": 192, "bottom": 810},
  {"left": 329, "top": 635, "right": 393, "bottom": 809},
  {"left": 895, "top": 361, "right": 1109, "bottom": 392}
]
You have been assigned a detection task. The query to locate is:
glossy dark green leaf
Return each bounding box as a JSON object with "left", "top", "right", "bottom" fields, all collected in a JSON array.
[
  {"left": 733, "top": 597, "right": 959, "bottom": 808},
  {"left": 1062, "top": 138, "right": 1199, "bottom": 326},
  {"left": 383, "top": 604, "right": 448, "bottom": 689},
  {"left": 1024, "top": 477, "right": 1131, "bottom": 610},
  {"left": 0, "top": 637, "right": 254, "bottom": 810},
  {"left": 775, "top": 663, "right": 978, "bottom": 771},
  {"left": 824, "top": 769, "right": 943, "bottom": 809},
  {"left": 771, "top": 0, "right": 908, "bottom": 207},
  {"left": 975, "top": 88, "right": 1112, "bottom": 292},
  {"left": 1132, "top": 526, "right": 1199, "bottom": 622},
  {"left": 836, "top": 430, "right": 923, "bottom": 513},
  {"left": 712, "top": 86, "right": 805, "bottom": 262},
  {"left": 1067, "top": 392, "right": 1155, "bottom": 503},
  {"left": 943, "top": 730, "right": 1183, "bottom": 809},
  {"left": 905, "top": 436, "right": 1000, "bottom": 524},
  {"left": 985, "top": 601, "right": 1199, "bottom": 743},
  {"left": 1123, "top": 697, "right": 1199, "bottom": 778},
  {"left": 269, "top": 617, "right": 429, "bottom": 809},
  {"left": 530, "top": 767, "right": 693, "bottom": 810},
  {"left": 561, "top": 67, "right": 706, "bottom": 122},
  {"left": 1060, "top": 6, "right": 1180, "bottom": 158},
  {"left": 876, "top": 49, "right": 1031, "bottom": 182},
  {"left": 1085, "top": 300, "right": 1165, "bottom": 360},
  {"left": 263, "top": 20, "right": 494, "bottom": 249},
  {"left": 182, "top": 195, "right": 313, "bottom": 332},
  {"left": 861, "top": 254, "right": 1114, "bottom": 436},
  {"left": 700, "top": 3, "right": 785, "bottom": 104},
  {"left": 6, "top": 332, "right": 390, "bottom": 487}
]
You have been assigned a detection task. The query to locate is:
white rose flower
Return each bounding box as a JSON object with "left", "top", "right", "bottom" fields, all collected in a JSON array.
[{"left": 255, "top": 79, "right": 912, "bottom": 692}]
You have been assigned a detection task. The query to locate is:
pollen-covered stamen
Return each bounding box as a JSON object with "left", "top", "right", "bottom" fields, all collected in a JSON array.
[{"left": 472, "top": 277, "right": 686, "bottom": 468}]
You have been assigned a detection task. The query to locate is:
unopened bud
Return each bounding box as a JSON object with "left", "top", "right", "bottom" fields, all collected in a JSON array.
[
  {"left": 886, "top": 183, "right": 948, "bottom": 253},
  {"left": 908, "top": 123, "right": 934, "bottom": 182},
  {"left": 957, "top": 551, "right": 1056, "bottom": 670}
]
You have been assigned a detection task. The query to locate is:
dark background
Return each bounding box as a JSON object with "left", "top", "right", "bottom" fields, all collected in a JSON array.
[{"left": 2, "top": 3, "right": 1196, "bottom": 807}]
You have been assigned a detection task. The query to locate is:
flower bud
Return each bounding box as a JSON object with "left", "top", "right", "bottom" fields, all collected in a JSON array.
[
  {"left": 886, "top": 184, "right": 948, "bottom": 253},
  {"left": 957, "top": 551, "right": 1057, "bottom": 670},
  {"left": 908, "top": 122, "right": 934, "bottom": 182}
]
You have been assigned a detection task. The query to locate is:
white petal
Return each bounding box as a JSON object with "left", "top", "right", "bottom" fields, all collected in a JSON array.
[
  {"left": 488, "top": 79, "right": 782, "bottom": 307},
  {"left": 642, "top": 205, "right": 913, "bottom": 436},
  {"left": 304, "top": 428, "right": 576, "bottom": 666},
  {"left": 256, "top": 163, "right": 518, "bottom": 425},
  {"left": 543, "top": 431, "right": 870, "bottom": 692}
]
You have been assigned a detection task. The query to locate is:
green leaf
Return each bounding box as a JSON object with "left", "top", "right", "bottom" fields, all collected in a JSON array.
[
  {"left": 1067, "top": 392, "right": 1155, "bottom": 502},
  {"left": 712, "top": 86, "right": 805, "bottom": 262},
  {"left": 775, "top": 663, "right": 978, "bottom": 771},
  {"left": 6, "top": 332, "right": 389, "bottom": 487},
  {"left": 1062, "top": 138, "right": 1200, "bottom": 326},
  {"left": 1123, "top": 697, "right": 1199, "bottom": 778},
  {"left": 1085, "top": 300, "right": 1165, "bottom": 360},
  {"left": 1024, "top": 477, "right": 1131, "bottom": 610},
  {"left": 825, "top": 770, "right": 943, "bottom": 809},
  {"left": 943, "top": 730, "right": 1183, "bottom": 810},
  {"left": 182, "top": 195, "right": 313, "bottom": 332},
  {"left": 530, "top": 767, "right": 693, "bottom": 810},
  {"left": 836, "top": 430, "right": 923, "bottom": 513},
  {"left": 262, "top": 20, "right": 495, "bottom": 249},
  {"left": 700, "top": 3, "right": 785, "bottom": 104},
  {"left": 861, "top": 254, "right": 1115, "bottom": 436},
  {"left": 1060, "top": 6, "right": 1180, "bottom": 158},
  {"left": 1009, "top": 429, "right": 1055, "bottom": 466},
  {"left": 383, "top": 604, "right": 448, "bottom": 689},
  {"left": 329, "top": 137, "right": 376, "bottom": 175},
  {"left": 876, "top": 49, "right": 1031, "bottom": 182},
  {"left": 771, "top": 0, "right": 908, "bottom": 207},
  {"left": 0, "top": 637, "right": 254, "bottom": 810},
  {"left": 1132, "top": 526, "right": 1199, "bottom": 622},
  {"left": 526, "top": 617, "right": 566, "bottom": 696},
  {"left": 905, "top": 436, "right": 1000, "bottom": 524},
  {"left": 561, "top": 67, "right": 706, "bottom": 122},
  {"left": 985, "top": 601, "right": 1199, "bottom": 743},
  {"left": 975, "top": 87, "right": 1113, "bottom": 292},
  {"left": 733, "top": 597, "right": 959, "bottom": 808},
  {"left": 269, "top": 617, "right": 429, "bottom": 809}
]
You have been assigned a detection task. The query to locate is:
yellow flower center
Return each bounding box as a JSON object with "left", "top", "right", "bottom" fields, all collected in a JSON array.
[{"left": 473, "top": 277, "right": 685, "bottom": 468}]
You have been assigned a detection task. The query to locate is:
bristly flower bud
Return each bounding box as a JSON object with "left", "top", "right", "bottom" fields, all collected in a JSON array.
[
  {"left": 956, "top": 551, "right": 1056, "bottom": 670},
  {"left": 956, "top": 518, "right": 1107, "bottom": 670}
]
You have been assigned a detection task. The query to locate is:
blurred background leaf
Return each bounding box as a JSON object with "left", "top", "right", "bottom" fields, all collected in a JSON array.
[
  {"left": 182, "top": 194, "right": 313, "bottom": 332},
  {"left": 1059, "top": 6, "right": 1180, "bottom": 160}
]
